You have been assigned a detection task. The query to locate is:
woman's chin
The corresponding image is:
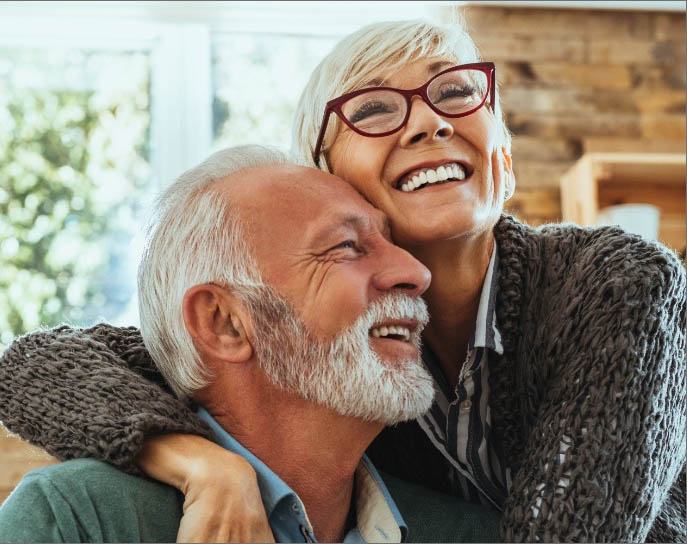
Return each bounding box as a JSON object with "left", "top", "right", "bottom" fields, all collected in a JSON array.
[{"left": 393, "top": 214, "right": 491, "bottom": 247}]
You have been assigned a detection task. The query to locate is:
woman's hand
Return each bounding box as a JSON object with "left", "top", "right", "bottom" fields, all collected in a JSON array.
[{"left": 136, "top": 434, "right": 274, "bottom": 543}]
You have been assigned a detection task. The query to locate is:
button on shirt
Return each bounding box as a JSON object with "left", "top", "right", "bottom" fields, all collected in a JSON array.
[
  {"left": 197, "top": 408, "right": 407, "bottom": 543},
  {"left": 416, "top": 245, "right": 510, "bottom": 510}
]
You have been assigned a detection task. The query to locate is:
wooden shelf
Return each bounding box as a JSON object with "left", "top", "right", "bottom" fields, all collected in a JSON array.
[{"left": 560, "top": 152, "right": 686, "bottom": 251}]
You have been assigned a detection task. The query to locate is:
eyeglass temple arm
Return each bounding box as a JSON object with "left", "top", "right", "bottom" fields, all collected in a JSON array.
[{"left": 312, "top": 109, "right": 334, "bottom": 168}]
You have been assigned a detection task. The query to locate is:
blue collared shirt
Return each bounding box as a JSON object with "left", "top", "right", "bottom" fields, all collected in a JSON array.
[{"left": 197, "top": 408, "right": 407, "bottom": 543}]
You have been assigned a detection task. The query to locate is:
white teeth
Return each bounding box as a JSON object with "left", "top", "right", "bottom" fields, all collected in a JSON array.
[
  {"left": 398, "top": 162, "right": 467, "bottom": 192},
  {"left": 370, "top": 325, "right": 411, "bottom": 342}
]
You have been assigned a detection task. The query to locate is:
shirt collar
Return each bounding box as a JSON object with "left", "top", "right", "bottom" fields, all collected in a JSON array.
[
  {"left": 197, "top": 407, "right": 406, "bottom": 543},
  {"left": 472, "top": 242, "right": 504, "bottom": 355},
  {"left": 197, "top": 406, "right": 295, "bottom": 516}
]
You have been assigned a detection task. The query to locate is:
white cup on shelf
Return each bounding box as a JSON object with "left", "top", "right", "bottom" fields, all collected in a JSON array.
[{"left": 595, "top": 204, "right": 660, "bottom": 241}]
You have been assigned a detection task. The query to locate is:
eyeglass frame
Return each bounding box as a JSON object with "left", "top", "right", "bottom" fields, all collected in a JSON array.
[{"left": 312, "top": 62, "right": 496, "bottom": 168}]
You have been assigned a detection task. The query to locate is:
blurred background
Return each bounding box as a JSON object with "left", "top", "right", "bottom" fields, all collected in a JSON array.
[{"left": 0, "top": 0, "right": 685, "bottom": 501}]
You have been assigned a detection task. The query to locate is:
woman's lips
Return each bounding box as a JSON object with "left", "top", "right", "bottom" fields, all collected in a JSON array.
[{"left": 395, "top": 161, "right": 473, "bottom": 192}]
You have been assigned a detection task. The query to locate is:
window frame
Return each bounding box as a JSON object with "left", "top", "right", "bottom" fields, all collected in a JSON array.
[{"left": 0, "top": 15, "right": 212, "bottom": 191}]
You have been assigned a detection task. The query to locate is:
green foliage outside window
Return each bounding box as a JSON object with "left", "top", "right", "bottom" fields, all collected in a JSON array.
[{"left": 0, "top": 49, "right": 150, "bottom": 351}]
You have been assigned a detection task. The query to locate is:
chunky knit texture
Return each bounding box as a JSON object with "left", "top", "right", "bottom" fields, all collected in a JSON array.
[{"left": 1, "top": 215, "right": 685, "bottom": 542}]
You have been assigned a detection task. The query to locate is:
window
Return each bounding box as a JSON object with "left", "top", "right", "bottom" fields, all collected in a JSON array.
[
  {"left": 0, "top": 3, "right": 433, "bottom": 351},
  {"left": 0, "top": 42, "right": 152, "bottom": 347},
  {"left": 212, "top": 33, "right": 338, "bottom": 149}
]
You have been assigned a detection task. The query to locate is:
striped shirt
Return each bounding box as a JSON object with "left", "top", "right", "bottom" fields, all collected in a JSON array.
[{"left": 417, "top": 245, "right": 510, "bottom": 510}]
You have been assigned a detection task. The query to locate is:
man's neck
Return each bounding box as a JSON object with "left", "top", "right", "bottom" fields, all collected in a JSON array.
[
  {"left": 407, "top": 231, "right": 494, "bottom": 389},
  {"left": 204, "top": 383, "right": 382, "bottom": 542}
]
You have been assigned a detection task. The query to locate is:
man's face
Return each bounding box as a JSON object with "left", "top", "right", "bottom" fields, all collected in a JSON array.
[{"left": 228, "top": 165, "right": 435, "bottom": 423}]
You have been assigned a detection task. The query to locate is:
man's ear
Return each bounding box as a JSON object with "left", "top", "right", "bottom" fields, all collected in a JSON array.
[{"left": 182, "top": 283, "right": 253, "bottom": 364}]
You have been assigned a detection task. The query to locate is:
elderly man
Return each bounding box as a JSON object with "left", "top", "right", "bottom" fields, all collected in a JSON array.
[{"left": 0, "top": 146, "right": 498, "bottom": 543}]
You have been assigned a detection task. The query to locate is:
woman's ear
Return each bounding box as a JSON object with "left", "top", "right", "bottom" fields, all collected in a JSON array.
[
  {"left": 501, "top": 146, "right": 516, "bottom": 199},
  {"left": 182, "top": 283, "right": 254, "bottom": 365}
]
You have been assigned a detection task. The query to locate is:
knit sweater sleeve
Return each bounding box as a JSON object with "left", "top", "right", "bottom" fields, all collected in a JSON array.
[
  {"left": 500, "top": 234, "right": 687, "bottom": 543},
  {"left": 0, "top": 323, "right": 212, "bottom": 474}
]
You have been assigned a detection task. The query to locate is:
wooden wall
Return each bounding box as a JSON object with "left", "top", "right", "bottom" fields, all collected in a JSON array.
[{"left": 457, "top": 6, "right": 686, "bottom": 226}]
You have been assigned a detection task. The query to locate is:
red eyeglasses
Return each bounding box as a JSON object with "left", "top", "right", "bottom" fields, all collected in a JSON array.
[{"left": 312, "top": 62, "right": 496, "bottom": 167}]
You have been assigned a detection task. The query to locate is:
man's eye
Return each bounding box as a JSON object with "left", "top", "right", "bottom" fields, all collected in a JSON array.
[{"left": 330, "top": 240, "right": 361, "bottom": 253}]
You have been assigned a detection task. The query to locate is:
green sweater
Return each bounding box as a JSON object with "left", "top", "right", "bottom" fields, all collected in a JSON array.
[{"left": 0, "top": 459, "right": 499, "bottom": 543}]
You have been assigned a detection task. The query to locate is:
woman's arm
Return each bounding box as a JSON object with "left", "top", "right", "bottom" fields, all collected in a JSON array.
[
  {"left": 0, "top": 323, "right": 273, "bottom": 541},
  {"left": 0, "top": 323, "right": 211, "bottom": 470},
  {"left": 137, "top": 434, "right": 274, "bottom": 543},
  {"left": 500, "top": 245, "right": 687, "bottom": 542}
]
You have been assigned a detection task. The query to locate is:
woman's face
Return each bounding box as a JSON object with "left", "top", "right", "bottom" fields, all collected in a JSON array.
[{"left": 327, "top": 57, "right": 514, "bottom": 248}]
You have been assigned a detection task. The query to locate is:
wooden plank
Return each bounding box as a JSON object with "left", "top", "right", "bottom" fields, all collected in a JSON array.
[
  {"left": 505, "top": 187, "right": 561, "bottom": 221},
  {"left": 513, "top": 160, "right": 576, "bottom": 189},
  {"left": 508, "top": 112, "right": 642, "bottom": 139},
  {"left": 0, "top": 489, "right": 13, "bottom": 505},
  {"left": 473, "top": 35, "right": 585, "bottom": 62},
  {"left": 511, "top": 135, "right": 582, "bottom": 162},
  {"left": 640, "top": 114, "right": 686, "bottom": 140},
  {"left": 528, "top": 63, "right": 633, "bottom": 91},
  {"left": 583, "top": 138, "right": 685, "bottom": 154},
  {"left": 502, "top": 88, "right": 632, "bottom": 116},
  {"left": 599, "top": 181, "right": 686, "bottom": 216},
  {"left": 559, "top": 155, "right": 600, "bottom": 225},
  {"left": 0, "top": 433, "right": 55, "bottom": 462},
  {"left": 658, "top": 217, "right": 686, "bottom": 252},
  {"left": 464, "top": 6, "right": 653, "bottom": 39},
  {"left": 587, "top": 152, "right": 686, "bottom": 184},
  {"left": 653, "top": 13, "right": 687, "bottom": 40},
  {"left": 503, "top": 88, "right": 685, "bottom": 116},
  {"left": 588, "top": 40, "right": 685, "bottom": 65},
  {"left": 0, "top": 433, "right": 56, "bottom": 495}
]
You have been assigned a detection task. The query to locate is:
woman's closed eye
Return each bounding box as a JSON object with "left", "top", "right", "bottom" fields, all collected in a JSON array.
[
  {"left": 434, "top": 83, "right": 479, "bottom": 104},
  {"left": 349, "top": 101, "right": 398, "bottom": 124}
]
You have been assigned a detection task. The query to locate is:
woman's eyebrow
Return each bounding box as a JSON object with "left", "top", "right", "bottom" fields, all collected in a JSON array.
[
  {"left": 427, "top": 60, "right": 455, "bottom": 74},
  {"left": 361, "top": 60, "right": 456, "bottom": 88}
]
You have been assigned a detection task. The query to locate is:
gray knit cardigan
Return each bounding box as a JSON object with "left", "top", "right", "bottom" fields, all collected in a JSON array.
[{"left": 1, "top": 215, "right": 685, "bottom": 543}]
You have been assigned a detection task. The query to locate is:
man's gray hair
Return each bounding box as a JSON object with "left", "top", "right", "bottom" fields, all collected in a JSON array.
[{"left": 138, "top": 145, "right": 288, "bottom": 399}]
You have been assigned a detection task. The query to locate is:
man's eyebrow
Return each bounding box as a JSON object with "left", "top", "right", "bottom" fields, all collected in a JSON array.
[
  {"left": 308, "top": 213, "right": 386, "bottom": 248},
  {"left": 307, "top": 214, "right": 367, "bottom": 248}
]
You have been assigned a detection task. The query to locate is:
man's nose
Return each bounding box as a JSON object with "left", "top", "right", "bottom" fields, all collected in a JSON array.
[
  {"left": 399, "top": 96, "right": 454, "bottom": 148},
  {"left": 372, "top": 243, "right": 431, "bottom": 298}
]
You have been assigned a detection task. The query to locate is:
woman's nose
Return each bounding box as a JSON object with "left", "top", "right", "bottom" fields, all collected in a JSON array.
[{"left": 399, "top": 96, "right": 454, "bottom": 148}]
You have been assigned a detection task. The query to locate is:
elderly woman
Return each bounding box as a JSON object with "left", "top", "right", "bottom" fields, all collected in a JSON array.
[{"left": 1, "top": 19, "right": 684, "bottom": 543}]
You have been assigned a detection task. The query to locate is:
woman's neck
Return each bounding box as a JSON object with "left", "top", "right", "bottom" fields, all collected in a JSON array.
[{"left": 410, "top": 232, "right": 494, "bottom": 389}]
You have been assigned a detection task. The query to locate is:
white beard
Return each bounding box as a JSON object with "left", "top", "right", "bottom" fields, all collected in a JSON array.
[{"left": 245, "top": 288, "right": 435, "bottom": 425}]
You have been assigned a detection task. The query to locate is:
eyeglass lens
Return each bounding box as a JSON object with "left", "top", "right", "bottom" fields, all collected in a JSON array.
[{"left": 340, "top": 69, "right": 488, "bottom": 135}]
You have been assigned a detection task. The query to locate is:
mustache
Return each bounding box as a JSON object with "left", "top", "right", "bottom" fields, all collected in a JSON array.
[{"left": 338, "top": 293, "right": 429, "bottom": 345}]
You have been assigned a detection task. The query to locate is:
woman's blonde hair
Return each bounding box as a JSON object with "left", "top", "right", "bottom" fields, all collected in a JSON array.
[{"left": 292, "top": 18, "right": 511, "bottom": 170}]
